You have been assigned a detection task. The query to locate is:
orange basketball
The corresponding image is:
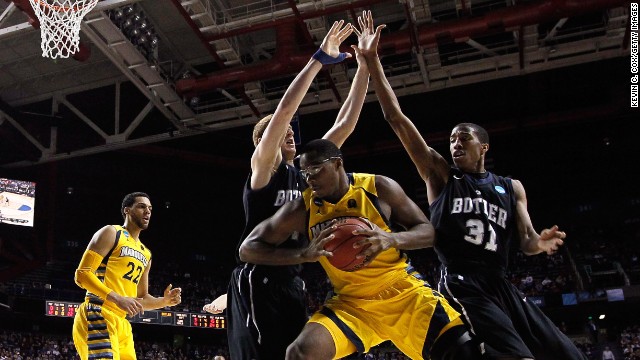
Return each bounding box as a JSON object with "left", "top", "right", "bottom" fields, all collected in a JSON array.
[{"left": 324, "top": 217, "right": 372, "bottom": 272}]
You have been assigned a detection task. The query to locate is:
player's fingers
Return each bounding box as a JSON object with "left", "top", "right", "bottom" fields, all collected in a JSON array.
[
  {"left": 317, "top": 224, "right": 337, "bottom": 239},
  {"left": 359, "top": 254, "right": 374, "bottom": 267},
  {"left": 352, "top": 228, "right": 375, "bottom": 237},
  {"left": 325, "top": 21, "right": 338, "bottom": 38},
  {"left": 358, "top": 14, "right": 365, "bottom": 31},
  {"left": 329, "top": 20, "right": 343, "bottom": 35},
  {"left": 318, "top": 233, "right": 335, "bottom": 249},
  {"left": 338, "top": 24, "right": 353, "bottom": 41},
  {"left": 129, "top": 305, "right": 141, "bottom": 317},
  {"left": 312, "top": 233, "right": 335, "bottom": 258}
]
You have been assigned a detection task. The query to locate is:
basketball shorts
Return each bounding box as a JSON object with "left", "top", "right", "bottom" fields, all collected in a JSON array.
[
  {"left": 226, "top": 263, "right": 308, "bottom": 360},
  {"left": 438, "top": 269, "right": 587, "bottom": 360},
  {"left": 72, "top": 301, "right": 136, "bottom": 360},
  {"left": 309, "top": 274, "right": 464, "bottom": 359}
]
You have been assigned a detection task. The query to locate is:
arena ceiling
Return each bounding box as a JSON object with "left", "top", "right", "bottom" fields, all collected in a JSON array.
[{"left": 0, "top": 0, "right": 633, "bottom": 167}]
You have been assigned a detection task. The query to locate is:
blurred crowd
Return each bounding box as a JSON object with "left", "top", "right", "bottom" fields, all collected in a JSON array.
[{"left": 0, "top": 331, "right": 229, "bottom": 360}]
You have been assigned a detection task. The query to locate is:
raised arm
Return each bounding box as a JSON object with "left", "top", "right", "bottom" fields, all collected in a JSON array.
[
  {"left": 513, "top": 178, "right": 566, "bottom": 255},
  {"left": 239, "top": 198, "right": 334, "bottom": 265},
  {"left": 251, "top": 20, "right": 353, "bottom": 189},
  {"left": 356, "top": 11, "right": 450, "bottom": 202},
  {"left": 322, "top": 28, "right": 370, "bottom": 148}
]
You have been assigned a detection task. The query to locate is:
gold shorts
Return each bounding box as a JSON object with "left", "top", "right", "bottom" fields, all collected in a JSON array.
[
  {"left": 72, "top": 301, "right": 136, "bottom": 360},
  {"left": 309, "top": 275, "right": 463, "bottom": 359}
]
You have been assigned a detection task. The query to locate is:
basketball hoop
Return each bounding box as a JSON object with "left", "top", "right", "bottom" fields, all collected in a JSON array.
[{"left": 29, "top": 0, "right": 99, "bottom": 59}]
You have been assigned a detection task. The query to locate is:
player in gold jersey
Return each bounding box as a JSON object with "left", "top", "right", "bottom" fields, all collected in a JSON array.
[
  {"left": 240, "top": 139, "right": 482, "bottom": 360},
  {"left": 72, "top": 192, "right": 182, "bottom": 360}
]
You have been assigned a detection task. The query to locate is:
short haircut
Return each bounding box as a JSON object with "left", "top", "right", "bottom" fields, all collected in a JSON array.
[
  {"left": 300, "top": 139, "right": 342, "bottom": 161},
  {"left": 456, "top": 122, "right": 489, "bottom": 144},
  {"left": 121, "top": 192, "right": 149, "bottom": 219},
  {"left": 252, "top": 114, "right": 274, "bottom": 147}
]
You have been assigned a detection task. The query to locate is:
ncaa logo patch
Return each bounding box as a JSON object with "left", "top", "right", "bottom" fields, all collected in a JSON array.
[{"left": 494, "top": 185, "right": 506, "bottom": 194}]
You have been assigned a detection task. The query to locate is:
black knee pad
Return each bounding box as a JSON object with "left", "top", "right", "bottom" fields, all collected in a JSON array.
[{"left": 430, "top": 326, "right": 483, "bottom": 360}]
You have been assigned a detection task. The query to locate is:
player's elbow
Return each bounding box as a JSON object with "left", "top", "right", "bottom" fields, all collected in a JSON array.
[
  {"left": 74, "top": 268, "right": 89, "bottom": 289},
  {"left": 382, "top": 108, "right": 404, "bottom": 124},
  {"left": 239, "top": 237, "right": 272, "bottom": 263},
  {"left": 238, "top": 242, "right": 252, "bottom": 263},
  {"left": 420, "top": 224, "right": 436, "bottom": 248}
]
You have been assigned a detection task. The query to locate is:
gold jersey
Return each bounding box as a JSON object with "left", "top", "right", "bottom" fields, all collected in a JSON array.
[
  {"left": 303, "top": 173, "right": 411, "bottom": 298},
  {"left": 86, "top": 225, "right": 152, "bottom": 316}
]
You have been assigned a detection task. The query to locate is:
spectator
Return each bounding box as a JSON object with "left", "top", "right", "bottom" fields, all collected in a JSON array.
[{"left": 602, "top": 345, "right": 615, "bottom": 360}]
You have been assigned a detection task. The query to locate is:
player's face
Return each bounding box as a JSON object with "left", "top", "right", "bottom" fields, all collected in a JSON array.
[
  {"left": 299, "top": 155, "right": 341, "bottom": 198},
  {"left": 126, "top": 197, "right": 152, "bottom": 230},
  {"left": 449, "top": 126, "right": 486, "bottom": 171},
  {"left": 280, "top": 125, "right": 296, "bottom": 161}
]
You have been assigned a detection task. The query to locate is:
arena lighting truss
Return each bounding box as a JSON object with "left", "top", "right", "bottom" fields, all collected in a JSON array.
[
  {"left": 0, "top": 0, "right": 632, "bottom": 167},
  {"left": 107, "top": 3, "right": 159, "bottom": 62}
]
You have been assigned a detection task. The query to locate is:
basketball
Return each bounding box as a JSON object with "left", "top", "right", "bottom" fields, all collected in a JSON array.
[{"left": 324, "top": 217, "right": 372, "bottom": 272}]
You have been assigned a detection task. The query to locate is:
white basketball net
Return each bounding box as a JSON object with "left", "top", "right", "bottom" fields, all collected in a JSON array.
[{"left": 29, "top": 0, "right": 99, "bottom": 59}]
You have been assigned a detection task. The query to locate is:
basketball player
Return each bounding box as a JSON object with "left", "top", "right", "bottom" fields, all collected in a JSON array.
[
  {"left": 72, "top": 192, "right": 182, "bottom": 360},
  {"left": 240, "top": 139, "right": 482, "bottom": 360},
  {"left": 204, "top": 19, "right": 374, "bottom": 360},
  {"left": 358, "top": 9, "right": 587, "bottom": 359}
]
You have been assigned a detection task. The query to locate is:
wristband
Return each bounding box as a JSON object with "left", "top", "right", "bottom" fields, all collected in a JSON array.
[{"left": 312, "top": 48, "right": 348, "bottom": 65}]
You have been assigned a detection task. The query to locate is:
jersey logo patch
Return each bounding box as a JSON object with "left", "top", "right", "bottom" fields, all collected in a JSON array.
[{"left": 494, "top": 185, "right": 506, "bottom": 194}]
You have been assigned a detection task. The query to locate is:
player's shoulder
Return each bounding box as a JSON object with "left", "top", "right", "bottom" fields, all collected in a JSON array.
[
  {"left": 96, "top": 224, "right": 118, "bottom": 236},
  {"left": 373, "top": 174, "right": 403, "bottom": 194},
  {"left": 88, "top": 225, "right": 119, "bottom": 253}
]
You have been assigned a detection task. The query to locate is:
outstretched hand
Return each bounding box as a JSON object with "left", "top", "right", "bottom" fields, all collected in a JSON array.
[
  {"left": 203, "top": 293, "right": 227, "bottom": 314},
  {"left": 319, "top": 20, "right": 354, "bottom": 59},
  {"left": 353, "top": 10, "right": 386, "bottom": 58},
  {"left": 538, "top": 225, "right": 566, "bottom": 255},
  {"left": 163, "top": 284, "right": 182, "bottom": 306}
]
